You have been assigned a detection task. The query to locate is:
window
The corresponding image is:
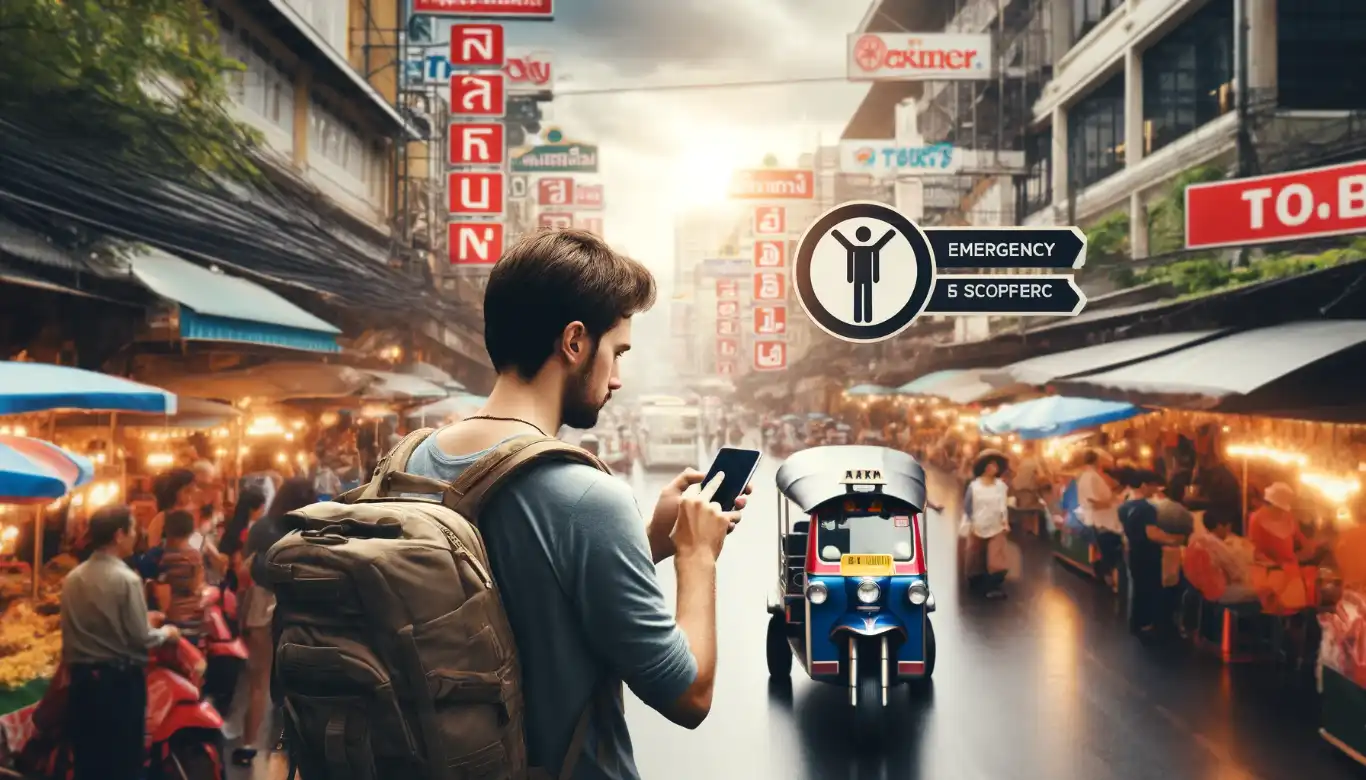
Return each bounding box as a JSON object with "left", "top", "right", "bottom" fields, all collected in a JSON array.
[
  {"left": 218, "top": 14, "right": 295, "bottom": 134},
  {"left": 1068, "top": 75, "right": 1125, "bottom": 189},
  {"left": 816, "top": 500, "right": 915, "bottom": 563},
  {"left": 309, "top": 95, "right": 386, "bottom": 203},
  {"left": 1073, "top": 0, "right": 1122, "bottom": 43},
  {"left": 1142, "top": 0, "right": 1233, "bottom": 155},
  {"left": 1016, "top": 129, "right": 1053, "bottom": 218},
  {"left": 1278, "top": 0, "right": 1366, "bottom": 111}
]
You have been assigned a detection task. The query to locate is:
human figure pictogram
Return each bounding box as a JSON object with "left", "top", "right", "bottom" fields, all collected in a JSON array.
[{"left": 832, "top": 226, "right": 896, "bottom": 323}]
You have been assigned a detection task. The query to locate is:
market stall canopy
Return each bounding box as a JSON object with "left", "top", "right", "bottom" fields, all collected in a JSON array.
[
  {"left": 0, "top": 435, "right": 94, "bottom": 502},
  {"left": 55, "top": 397, "right": 242, "bottom": 430},
  {"left": 0, "top": 362, "right": 177, "bottom": 415},
  {"left": 128, "top": 248, "right": 342, "bottom": 353},
  {"left": 896, "top": 370, "right": 964, "bottom": 395},
  {"left": 1049, "top": 320, "right": 1366, "bottom": 414},
  {"left": 399, "top": 362, "right": 466, "bottom": 392},
  {"left": 979, "top": 396, "right": 1145, "bottom": 440},
  {"left": 405, "top": 394, "right": 487, "bottom": 421},
  {"left": 922, "top": 368, "right": 1034, "bottom": 405},
  {"left": 984, "top": 330, "right": 1226, "bottom": 389},
  {"left": 362, "top": 370, "right": 449, "bottom": 402},
  {"left": 147, "top": 362, "right": 372, "bottom": 402},
  {"left": 845, "top": 383, "right": 897, "bottom": 397}
]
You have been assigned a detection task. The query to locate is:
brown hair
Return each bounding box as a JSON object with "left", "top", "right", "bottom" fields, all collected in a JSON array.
[
  {"left": 88, "top": 505, "right": 134, "bottom": 548},
  {"left": 483, "top": 229, "right": 656, "bottom": 380}
]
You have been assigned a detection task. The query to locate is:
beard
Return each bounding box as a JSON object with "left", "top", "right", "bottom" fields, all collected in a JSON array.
[{"left": 562, "top": 351, "right": 608, "bottom": 430}]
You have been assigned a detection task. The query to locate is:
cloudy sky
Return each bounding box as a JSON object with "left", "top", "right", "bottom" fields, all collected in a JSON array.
[{"left": 492, "top": 0, "right": 873, "bottom": 279}]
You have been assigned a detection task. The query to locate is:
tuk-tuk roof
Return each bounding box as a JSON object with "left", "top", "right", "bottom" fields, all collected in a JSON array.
[{"left": 775, "top": 445, "right": 927, "bottom": 514}]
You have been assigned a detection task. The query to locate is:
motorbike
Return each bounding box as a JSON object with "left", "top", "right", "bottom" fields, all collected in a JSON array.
[
  {"left": 199, "top": 585, "right": 248, "bottom": 714},
  {"left": 17, "top": 638, "right": 226, "bottom": 780}
]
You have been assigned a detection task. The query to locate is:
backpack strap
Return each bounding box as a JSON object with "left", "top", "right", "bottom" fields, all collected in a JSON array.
[
  {"left": 447, "top": 435, "right": 610, "bottom": 519},
  {"left": 335, "top": 428, "right": 455, "bottom": 505}
]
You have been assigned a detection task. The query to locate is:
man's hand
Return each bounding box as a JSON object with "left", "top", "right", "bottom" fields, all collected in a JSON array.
[
  {"left": 649, "top": 468, "right": 751, "bottom": 563},
  {"left": 670, "top": 473, "right": 732, "bottom": 562},
  {"left": 162, "top": 624, "right": 182, "bottom": 644},
  {"left": 147, "top": 610, "right": 166, "bottom": 628}
]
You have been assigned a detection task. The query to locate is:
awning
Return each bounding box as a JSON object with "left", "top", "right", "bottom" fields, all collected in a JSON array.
[
  {"left": 146, "top": 362, "right": 372, "bottom": 403},
  {"left": 985, "top": 330, "right": 1228, "bottom": 388},
  {"left": 844, "top": 383, "right": 897, "bottom": 397},
  {"left": 0, "top": 362, "right": 177, "bottom": 415},
  {"left": 921, "top": 368, "right": 1038, "bottom": 405},
  {"left": 56, "top": 397, "right": 242, "bottom": 430},
  {"left": 980, "top": 396, "right": 1146, "bottom": 440},
  {"left": 362, "top": 371, "right": 449, "bottom": 402},
  {"left": 1050, "top": 320, "right": 1366, "bottom": 411},
  {"left": 896, "top": 370, "right": 965, "bottom": 395},
  {"left": 128, "top": 248, "right": 341, "bottom": 353}
]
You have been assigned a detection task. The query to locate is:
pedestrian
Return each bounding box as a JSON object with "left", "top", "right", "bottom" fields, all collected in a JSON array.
[
  {"left": 401, "top": 229, "right": 745, "bottom": 779},
  {"left": 962, "top": 449, "right": 1011, "bottom": 599},
  {"left": 144, "top": 467, "right": 197, "bottom": 549},
  {"left": 60, "top": 505, "right": 181, "bottom": 780},
  {"left": 1119, "top": 471, "right": 1187, "bottom": 636},
  {"left": 153, "top": 510, "right": 206, "bottom": 644},
  {"left": 1077, "top": 448, "right": 1126, "bottom": 591},
  {"left": 218, "top": 486, "right": 267, "bottom": 594}
]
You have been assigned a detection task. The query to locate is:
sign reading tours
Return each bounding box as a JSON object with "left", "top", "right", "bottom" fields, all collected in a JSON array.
[
  {"left": 412, "top": 0, "right": 554, "bottom": 19},
  {"left": 729, "top": 169, "right": 814, "bottom": 200},
  {"left": 1185, "top": 161, "right": 1366, "bottom": 249},
  {"left": 754, "top": 206, "right": 786, "bottom": 235},
  {"left": 847, "top": 33, "right": 993, "bottom": 81},
  {"left": 792, "top": 201, "right": 1088, "bottom": 343}
]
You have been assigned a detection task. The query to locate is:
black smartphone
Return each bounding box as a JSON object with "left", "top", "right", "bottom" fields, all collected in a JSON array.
[{"left": 702, "top": 447, "right": 762, "bottom": 512}]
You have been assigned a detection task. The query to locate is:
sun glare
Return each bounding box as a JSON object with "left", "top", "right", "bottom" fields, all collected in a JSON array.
[{"left": 667, "top": 136, "right": 752, "bottom": 212}]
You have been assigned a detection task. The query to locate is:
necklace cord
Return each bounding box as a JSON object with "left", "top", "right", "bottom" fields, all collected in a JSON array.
[{"left": 464, "top": 414, "right": 548, "bottom": 437}]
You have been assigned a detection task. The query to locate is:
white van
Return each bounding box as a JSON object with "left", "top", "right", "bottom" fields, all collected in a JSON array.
[{"left": 639, "top": 401, "right": 701, "bottom": 470}]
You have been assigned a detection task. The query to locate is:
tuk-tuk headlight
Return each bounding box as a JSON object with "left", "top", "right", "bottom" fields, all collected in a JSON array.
[
  {"left": 856, "top": 580, "right": 881, "bottom": 604},
  {"left": 907, "top": 582, "right": 929, "bottom": 606},
  {"left": 806, "top": 581, "right": 828, "bottom": 605}
]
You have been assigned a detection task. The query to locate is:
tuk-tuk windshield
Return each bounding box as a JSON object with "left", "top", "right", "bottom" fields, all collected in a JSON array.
[{"left": 815, "top": 497, "right": 915, "bottom": 562}]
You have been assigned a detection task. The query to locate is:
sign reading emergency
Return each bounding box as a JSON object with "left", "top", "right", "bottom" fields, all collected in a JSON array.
[
  {"left": 536, "top": 177, "right": 573, "bottom": 206},
  {"left": 847, "top": 33, "right": 992, "bottom": 81},
  {"left": 537, "top": 212, "right": 573, "bottom": 230},
  {"left": 448, "top": 123, "right": 504, "bottom": 166},
  {"left": 412, "top": 0, "right": 553, "bottom": 18},
  {"left": 450, "top": 73, "right": 506, "bottom": 117},
  {"left": 753, "top": 271, "right": 786, "bottom": 301},
  {"left": 1185, "top": 160, "right": 1366, "bottom": 249},
  {"left": 448, "top": 222, "right": 504, "bottom": 265},
  {"left": 717, "top": 319, "right": 741, "bottom": 337},
  {"left": 448, "top": 172, "right": 504, "bottom": 215},
  {"left": 729, "top": 169, "right": 814, "bottom": 200},
  {"left": 449, "top": 24, "right": 504, "bottom": 67},
  {"left": 716, "top": 338, "right": 738, "bottom": 358},
  {"left": 717, "top": 300, "right": 740, "bottom": 318},
  {"left": 753, "top": 340, "right": 787, "bottom": 371},
  {"left": 754, "top": 305, "right": 787, "bottom": 336},
  {"left": 715, "top": 279, "right": 739, "bottom": 299},
  {"left": 754, "top": 206, "right": 786, "bottom": 235},
  {"left": 754, "top": 240, "right": 785, "bottom": 268}
]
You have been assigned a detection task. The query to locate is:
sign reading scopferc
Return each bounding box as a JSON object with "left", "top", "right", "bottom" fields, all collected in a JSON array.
[{"left": 847, "top": 33, "right": 993, "bottom": 81}]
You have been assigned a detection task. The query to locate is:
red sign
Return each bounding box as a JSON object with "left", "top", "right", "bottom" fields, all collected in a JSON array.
[
  {"left": 716, "top": 360, "right": 736, "bottom": 376},
  {"left": 537, "top": 212, "right": 573, "bottom": 229},
  {"left": 504, "top": 52, "right": 553, "bottom": 92},
  {"left": 450, "top": 25, "right": 505, "bottom": 67},
  {"left": 413, "top": 0, "right": 553, "bottom": 18},
  {"left": 450, "top": 74, "right": 506, "bottom": 117},
  {"left": 729, "top": 169, "right": 814, "bottom": 199},
  {"left": 448, "top": 172, "right": 504, "bottom": 215},
  {"left": 753, "top": 340, "right": 787, "bottom": 371},
  {"left": 754, "top": 305, "right": 787, "bottom": 335},
  {"left": 574, "top": 216, "right": 603, "bottom": 235},
  {"left": 574, "top": 184, "right": 604, "bottom": 209},
  {"left": 754, "top": 240, "right": 785, "bottom": 268},
  {"left": 448, "top": 222, "right": 504, "bottom": 266},
  {"left": 1185, "top": 161, "right": 1366, "bottom": 249},
  {"left": 717, "top": 319, "right": 740, "bottom": 337},
  {"left": 716, "top": 338, "right": 739, "bottom": 358},
  {"left": 717, "top": 300, "right": 740, "bottom": 318},
  {"left": 753, "top": 271, "right": 785, "bottom": 301},
  {"left": 754, "top": 206, "right": 786, "bottom": 235},
  {"left": 715, "top": 280, "right": 739, "bottom": 299},
  {"left": 537, "top": 177, "right": 573, "bottom": 206},
  {"left": 448, "top": 123, "right": 504, "bottom": 166}
]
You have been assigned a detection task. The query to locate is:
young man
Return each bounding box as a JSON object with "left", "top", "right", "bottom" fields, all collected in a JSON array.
[
  {"left": 60, "top": 505, "right": 181, "bottom": 780},
  {"left": 404, "top": 230, "right": 744, "bottom": 780}
]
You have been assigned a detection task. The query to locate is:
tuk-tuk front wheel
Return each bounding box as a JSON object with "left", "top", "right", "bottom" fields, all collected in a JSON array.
[
  {"left": 766, "top": 613, "right": 792, "bottom": 678},
  {"left": 924, "top": 619, "right": 937, "bottom": 678},
  {"left": 855, "top": 674, "right": 884, "bottom": 736}
]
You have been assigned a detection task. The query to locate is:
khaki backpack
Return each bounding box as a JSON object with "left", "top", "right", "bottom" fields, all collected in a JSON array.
[{"left": 263, "top": 429, "right": 617, "bottom": 780}]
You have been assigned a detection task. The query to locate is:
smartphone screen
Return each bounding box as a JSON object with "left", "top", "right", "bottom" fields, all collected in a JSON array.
[{"left": 702, "top": 447, "right": 762, "bottom": 512}]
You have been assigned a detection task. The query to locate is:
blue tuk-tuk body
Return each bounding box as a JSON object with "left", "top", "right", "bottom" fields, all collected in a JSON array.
[{"left": 766, "top": 446, "right": 935, "bottom": 717}]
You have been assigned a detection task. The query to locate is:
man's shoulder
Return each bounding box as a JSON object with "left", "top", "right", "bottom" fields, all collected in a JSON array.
[{"left": 509, "top": 459, "right": 634, "bottom": 516}]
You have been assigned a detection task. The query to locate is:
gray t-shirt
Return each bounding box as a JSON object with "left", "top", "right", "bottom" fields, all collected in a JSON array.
[{"left": 405, "top": 436, "right": 697, "bottom": 780}]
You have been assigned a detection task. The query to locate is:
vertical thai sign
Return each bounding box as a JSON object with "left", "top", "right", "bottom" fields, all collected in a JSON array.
[{"left": 447, "top": 24, "right": 507, "bottom": 269}]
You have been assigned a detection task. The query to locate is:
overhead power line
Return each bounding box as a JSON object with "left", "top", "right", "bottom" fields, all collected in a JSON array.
[{"left": 553, "top": 75, "right": 850, "bottom": 97}]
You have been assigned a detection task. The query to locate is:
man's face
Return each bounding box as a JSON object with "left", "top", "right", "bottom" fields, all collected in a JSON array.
[
  {"left": 115, "top": 523, "right": 137, "bottom": 557},
  {"left": 563, "top": 318, "right": 630, "bottom": 429}
]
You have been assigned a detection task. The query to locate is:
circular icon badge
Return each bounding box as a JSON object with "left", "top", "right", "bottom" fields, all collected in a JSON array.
[
  {"left": 793, "top": 201, "right": 936, "bottom": 344},
  {"left": 854, "top": 35, "right": 887, "bottom": 72}
]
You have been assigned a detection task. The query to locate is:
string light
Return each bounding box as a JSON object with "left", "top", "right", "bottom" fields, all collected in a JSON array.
[
  {"left": 1228, "top": 442, "right": 1360, "bottom": 507},
  {"left": 145, "top": 452, "right": 174, "bottom": 468},
  {"left": 1226, "top": 444, "right": 1309, "bottom": 468},
  {"left": 247, "top": 416, "right": 285, "bottom": 437}
]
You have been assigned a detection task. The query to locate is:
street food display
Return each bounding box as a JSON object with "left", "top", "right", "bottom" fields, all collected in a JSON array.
[
  {"left": 0, "top": 600, "right": 60, "bottom": 690},
  {"left": 766, "top": 445, "right": 934, "bottom": 730}
]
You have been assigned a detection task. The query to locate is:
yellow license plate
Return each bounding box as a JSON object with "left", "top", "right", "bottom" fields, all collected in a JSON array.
[{"left": 840, "top": 554, "right": 894, "bottom": 576}]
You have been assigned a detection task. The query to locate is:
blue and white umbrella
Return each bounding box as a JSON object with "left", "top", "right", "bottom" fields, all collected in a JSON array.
[
  {"left": 980, "top": 396, "right": 1144, "bottom": 440},
  {"left": 0, "top": 362, "right": 176, "bottom": 415}
]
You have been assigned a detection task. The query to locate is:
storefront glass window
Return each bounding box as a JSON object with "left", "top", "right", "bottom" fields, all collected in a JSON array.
[
  {"left": 1141, "top": 0, "right": 1233, "bottom": 156},
  {"left": 1067, "top": 75, "right": 1125, "bottom": 190}
]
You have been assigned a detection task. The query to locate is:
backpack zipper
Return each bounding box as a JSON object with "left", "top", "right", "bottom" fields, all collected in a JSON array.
[{"left": 422, "top": 515, "right": 494, "bottom": 589}]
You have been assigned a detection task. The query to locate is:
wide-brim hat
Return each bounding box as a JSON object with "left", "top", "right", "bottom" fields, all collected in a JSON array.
[
  {"left": 1264, "top": 482, "right": 1296, "bottom": 511},
  {"left": 973, "top": 448, "right": 1009, "bottom": 477}
]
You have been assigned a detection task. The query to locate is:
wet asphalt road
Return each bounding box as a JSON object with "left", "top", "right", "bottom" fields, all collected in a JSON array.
[{"left": 229, "top": 447, "right": 1366, "bottom": 780}]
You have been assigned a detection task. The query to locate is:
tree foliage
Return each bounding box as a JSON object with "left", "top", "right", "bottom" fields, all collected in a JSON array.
[{"left": 0, "top": 0, "right": 259, "bottom": 176}]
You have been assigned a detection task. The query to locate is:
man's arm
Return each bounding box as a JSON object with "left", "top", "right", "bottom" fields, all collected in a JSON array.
[
  {"left": 560, "top": 475, "right": 714, "bottom": 729},
  {"left": 122, "top": 570, "right": 176, "bottom": 649}
]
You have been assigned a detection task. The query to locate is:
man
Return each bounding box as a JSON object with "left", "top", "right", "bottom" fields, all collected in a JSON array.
[
  {"left": 404, "top": 230, "right": 745, "bottom": 780},
  {"left": 60, "top": 505, "right": 181, "bottom": 780},
  {"left": 1077, "top": 448, "right": 1125, "bottom": 590},
  {"left": 1119, "top": 471, "right": 1187, "bottom": 636}
]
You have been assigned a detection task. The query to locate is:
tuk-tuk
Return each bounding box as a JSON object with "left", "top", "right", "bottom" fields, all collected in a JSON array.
[{"left": 766, "top": 446, "right": 936, "bottom": 724}]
